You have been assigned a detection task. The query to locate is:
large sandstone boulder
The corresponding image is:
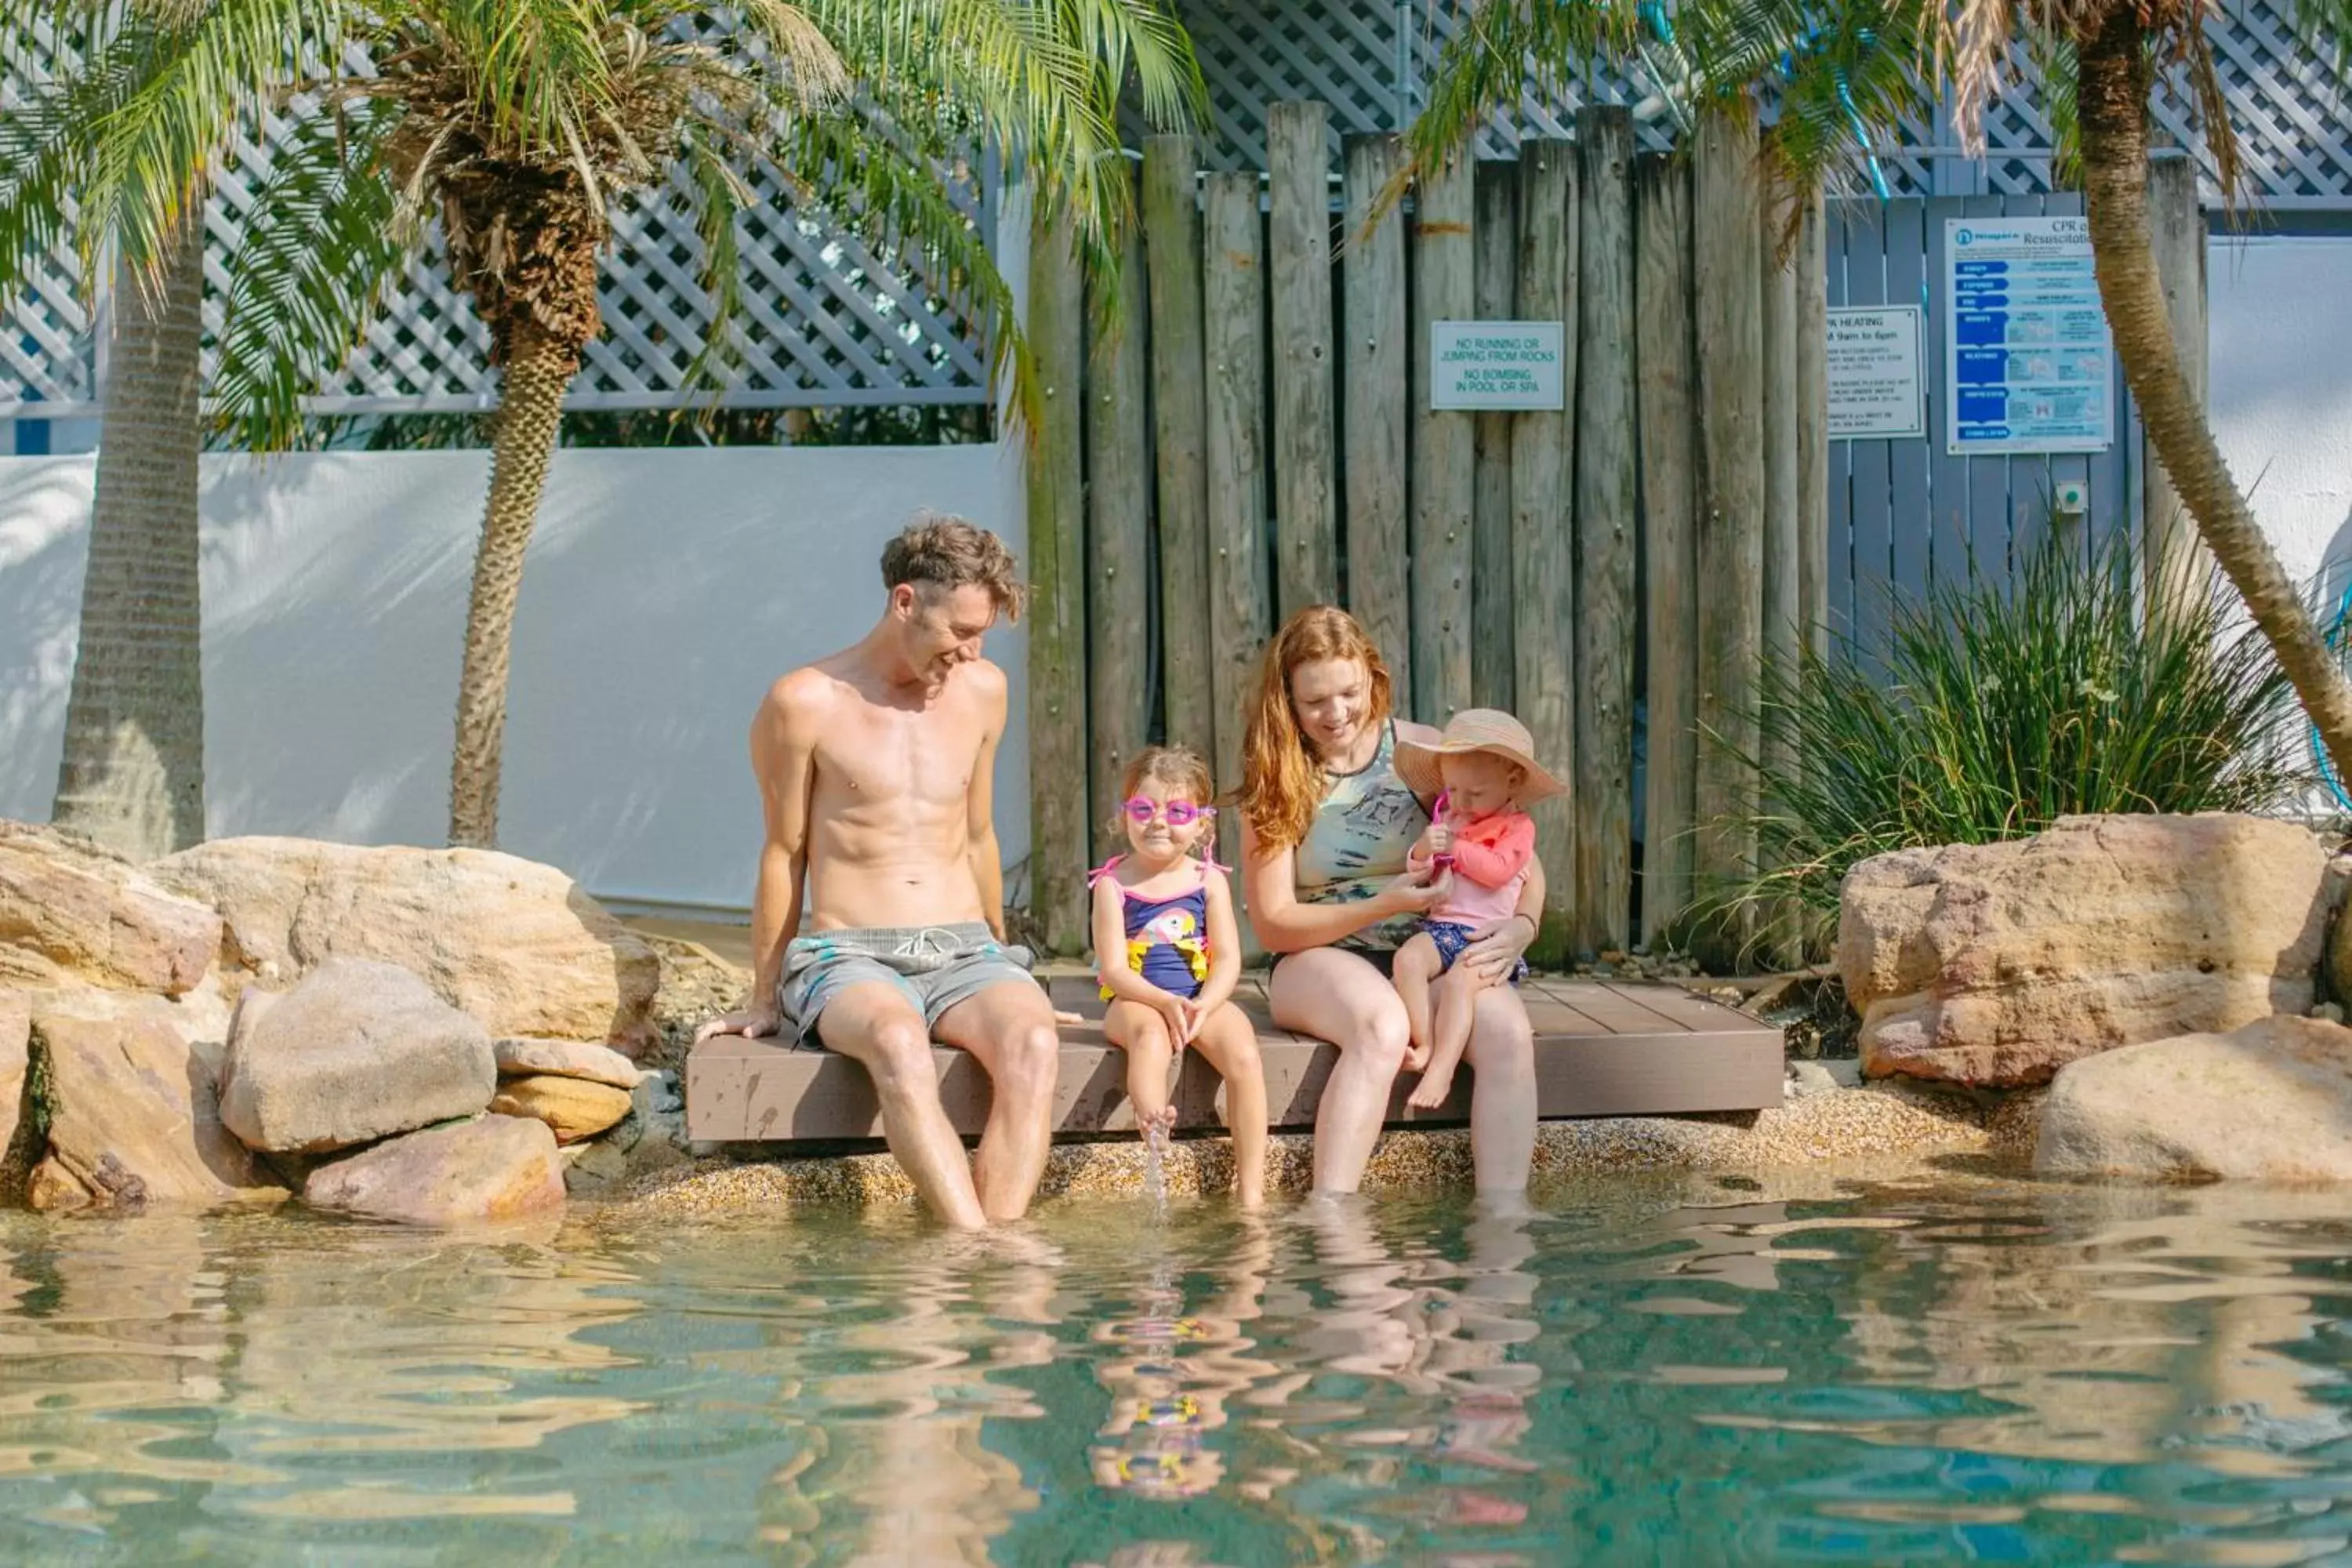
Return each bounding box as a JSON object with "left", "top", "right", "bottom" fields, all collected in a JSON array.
[
  {"left": 30, "top": 993, "right": 281, "bottom": 1210},
  {"left": 303, "top": 1114, "right": 565, "bottom": 1225},
  {"left": 2034, "top": 1016, "right": 2352, "bottom": 1181},
  {"left": 491, "top": 1074, "right": 633, "bottom": 1143},
  {"left": 151, "top": 837, "right": 658, "bottom": 1052},
  {"left": 218, "top": 958, "right": 496, "bottom": 1154},
  {"left": 0, "top": 821, "right": 219, "bottom": 995},
  {"left": 1839, "top": 815, "right": 2330, "bottom": 1087}
]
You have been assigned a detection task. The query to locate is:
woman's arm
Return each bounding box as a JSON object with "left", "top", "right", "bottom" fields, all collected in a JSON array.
[
  {"left": 1240, "top": 822, "right": 1444, "bottom": 954},
  {"left": 1197, "top": 870, "right": 1243, "bottom": 1014},
  {"left": 1457, "top": 848, "right": 1545, "bottom": 981}
]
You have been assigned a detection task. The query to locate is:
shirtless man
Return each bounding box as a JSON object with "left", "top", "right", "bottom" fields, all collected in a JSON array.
[{"left": 692, "top": 514, "right": 1061, "bottom": 1228}]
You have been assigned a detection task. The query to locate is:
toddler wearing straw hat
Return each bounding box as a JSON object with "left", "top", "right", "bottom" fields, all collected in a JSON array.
[{"left": 1391, "top": 709, "right": 1568, "bottom": 1112}]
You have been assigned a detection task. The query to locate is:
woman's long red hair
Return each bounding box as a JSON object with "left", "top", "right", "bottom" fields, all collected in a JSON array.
[{"left": 1237, "top": 605, "right": 1395, "bottom": 855}]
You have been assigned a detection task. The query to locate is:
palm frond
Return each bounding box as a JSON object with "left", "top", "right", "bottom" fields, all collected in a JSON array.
[
  {"left": 804, "top": 0, "right": 1193, "bottom": 261},
  {"left": 1392, "top": 0, "right": 1641, "bottom": 220},
  {"left": 2024, "top": 26, "right": 2078, "bottom": 186},
  {"left": 668, "top": 123, "right": 757, "bottom": 417},
  {"left": 209, "top": 100, "right": 414, "bottom": 450},
  {"left": 1735, "top": 0, "right": 1940, "bottom": 200},
  {"left": 0, "top": 29, "right": 143, "bottom": 299},
  {"left": 78, "top": 0, "right": 351, "bottom": 278},
  {"left": 764, "top": 103, "right": 1040, "bottom": 434},
  {"left": 402, "top": 0, "right": 618, "bottom": 158}
]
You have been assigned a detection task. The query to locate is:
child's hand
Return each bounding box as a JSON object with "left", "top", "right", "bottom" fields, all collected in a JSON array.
[{"left": 1427, "top": 821, "right": 1454, "bottom": 857}]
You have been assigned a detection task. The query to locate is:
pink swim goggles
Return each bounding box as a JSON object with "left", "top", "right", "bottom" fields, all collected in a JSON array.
[{"left": 1124, "top": 797, "right": 1214, "bottom": 828}]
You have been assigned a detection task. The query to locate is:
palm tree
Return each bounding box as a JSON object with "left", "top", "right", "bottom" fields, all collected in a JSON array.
[
  {"left": 2, "top": 3, "right": 347, "bottom": 859},
  {"left": 7, "top": 0, "right": 1203, "bottom": 848},
  {"left": 1398, "top": 0, "right": 2352, "bottom": 784}
]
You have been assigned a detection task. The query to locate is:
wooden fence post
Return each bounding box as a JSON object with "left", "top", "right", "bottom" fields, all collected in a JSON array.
[
  {"left": 1025, "top": 206, "right": 1088, "bottom": 953},
  {"left": 1344, "top": 132, "right": 1410, "bottom": 699},
  {"left": 1795, "top": 189, "right": 1831, "bottom": 959},
  {"left": 1511, "top": 136, "right": 1576, "bottom": 960},
  {"left": 1797, "top": 190, "right": 1828, "bottom": 667},
  {"left": 1635, "top": 152, "right": 1697, "bottom": 951},
  {"left": 1759, "top": 170, "right": 1803, "bottom": 969},
  {"left": 1086, "top": 200, "right": 1152, "bottom": 864},
  {"left": 2143, "top": 150, "right": 2212, "bottom": 628},
  {"left": 1691, "top": 106, "right": 1766, "bottom": 970},
  {"left": 1271, "top": 103, "right": 1339, "bottom": 616},
  {"left": 1143, "top": 136, "right": 1214, "bottom": 764},
  {"left": 1204, "top": 171, "right": 1273, "bottom": 873},
  {"left": 1573, "top": 107, "right": 1636, "bottom": 960},
  {"left": 1472, "top": 160, "right": 1519, "bottom": 713},
  {"left": 1411, "top": 145, "right": 1476, "bottom": 724}
]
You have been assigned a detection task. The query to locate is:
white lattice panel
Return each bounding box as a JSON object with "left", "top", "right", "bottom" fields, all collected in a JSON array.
[
  {"left": 2, "top": 19, "right": 96, "bottom": 412},
  {"left": 1157, "top": 0, "right": 2350, "bottom": 202},
  {"left": 5, "top": 19, "right": 993, "bottom": 420},
  {"left": 10, "top": 0, "right": 2349, "bottom": 420}
]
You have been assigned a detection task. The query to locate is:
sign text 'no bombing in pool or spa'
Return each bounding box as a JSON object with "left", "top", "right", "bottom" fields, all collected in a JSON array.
[
  {"left": 1428, "top": 321, "right": 1565, "bottom": 411},
  {"left": 1826, "top": 305, "right": 1926, "bottom": 440},
  {"left": 1945, "top": 216, "right": 2116, "bottom": 455}
]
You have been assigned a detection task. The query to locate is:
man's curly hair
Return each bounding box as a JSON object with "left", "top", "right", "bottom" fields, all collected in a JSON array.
[{"left": 880, "top": 511, "right": 1025, "bottom": 622}]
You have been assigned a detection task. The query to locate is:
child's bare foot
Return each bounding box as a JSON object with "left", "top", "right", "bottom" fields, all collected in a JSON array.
[
  {"left": 1406, "top": 1067, "right": 1454, "bottom": 1110},
  {"left": 1402, "top": 1042, "right": 1431, "bottom": 1073}
]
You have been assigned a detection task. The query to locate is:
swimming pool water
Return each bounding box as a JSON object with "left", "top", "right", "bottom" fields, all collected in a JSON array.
[{"left": 3, "top": 1171, "right": 2350, "bottom": 1564}]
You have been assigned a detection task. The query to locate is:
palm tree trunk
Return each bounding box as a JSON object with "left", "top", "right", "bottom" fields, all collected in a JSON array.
[
  {"left": 2077, "top": 5, "right": 2352, "bottom": 782},
  {"left": 448, "top": 318, "right": 576, "bottom": 848},
  {"left": 51, "top": 220, "right": 207, "bottom": 860}
]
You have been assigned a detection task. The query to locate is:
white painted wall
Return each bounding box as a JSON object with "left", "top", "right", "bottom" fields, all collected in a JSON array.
[
  {"left": 2208, "top": 234, "right": 2352, "bottom": 591},
  {"left": 0, "top": 445, "right": 1029, "bottom": 916}
]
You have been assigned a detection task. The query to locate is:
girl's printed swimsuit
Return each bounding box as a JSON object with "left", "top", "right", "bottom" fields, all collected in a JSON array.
[{"left": 1091, "top": 855, "right": 1218, "bottom": 1002}]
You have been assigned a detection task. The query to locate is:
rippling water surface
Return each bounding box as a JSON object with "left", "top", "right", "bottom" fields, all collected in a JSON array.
[{"left": 5, "top": 1173, "right": 2352, "bottom": 1565}]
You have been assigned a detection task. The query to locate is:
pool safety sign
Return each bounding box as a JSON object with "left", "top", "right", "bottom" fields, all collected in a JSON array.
[
  {"left": 1826, "top": 305, "right": 1926, "bottom": 439},
  {"left": 1945, "top": 216, "right": 2115, "bottom": 454},
  {"left": 1428, "top": 321, "right": 1566, "bottom": 410}
]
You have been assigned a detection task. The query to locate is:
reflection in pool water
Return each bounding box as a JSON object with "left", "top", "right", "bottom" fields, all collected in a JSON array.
[{"left": 2, "top": 1173, "right": 2350, "bottom": 1564}]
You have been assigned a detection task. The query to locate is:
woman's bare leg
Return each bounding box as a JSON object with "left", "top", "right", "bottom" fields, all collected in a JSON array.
[
  {"left": 1461, "top": 985, "right": 1537, "bottom": 1193},
  {"left": 1104, "top": 1000, "right": 1177, "bottom": 1137},
  {"left": 1268, "top": 948, "right": 1410, "bottom": 1194},
  {"left": 1187, "top": 1002, "right": 1268, "bottom": 1207}
]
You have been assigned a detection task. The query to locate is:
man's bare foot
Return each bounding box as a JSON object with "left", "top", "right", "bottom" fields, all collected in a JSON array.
[{"left": 1406, "top": 1068, "right": 1454, "bottom": 1110}]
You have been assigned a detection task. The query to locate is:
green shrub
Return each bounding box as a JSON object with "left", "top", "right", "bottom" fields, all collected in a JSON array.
[{"left": 1708, "top": 523, "right": 2310, "bottom": 935}]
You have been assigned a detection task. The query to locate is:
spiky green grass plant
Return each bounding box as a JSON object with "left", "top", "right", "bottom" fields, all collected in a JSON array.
[{"left": 1705, "top": 524, "right": 2310, "bottom": 942}]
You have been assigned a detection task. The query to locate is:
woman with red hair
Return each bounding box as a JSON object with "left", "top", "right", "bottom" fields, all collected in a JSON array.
[{"left": 1236, "top": 606, "right": 1543, "bottom": 1196}]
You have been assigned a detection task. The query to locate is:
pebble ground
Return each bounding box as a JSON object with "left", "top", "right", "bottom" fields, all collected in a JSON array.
[{"left": 604, "top": 1080, "right": 2002, "bottom": 1221}]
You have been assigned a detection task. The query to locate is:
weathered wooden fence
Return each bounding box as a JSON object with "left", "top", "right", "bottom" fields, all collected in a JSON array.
[{"left": 1026, "top": 100, "right": 1828, "bottom": 966}]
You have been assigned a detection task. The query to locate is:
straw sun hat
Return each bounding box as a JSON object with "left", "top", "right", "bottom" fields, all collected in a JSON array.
[{"left": 1393, "top": 709, "right": 1568, "bottom": 804}]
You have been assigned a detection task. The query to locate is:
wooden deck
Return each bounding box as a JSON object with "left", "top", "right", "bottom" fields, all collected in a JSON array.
[{"left": 684, "top": 975, "right": 1784, "bottom": 1145}]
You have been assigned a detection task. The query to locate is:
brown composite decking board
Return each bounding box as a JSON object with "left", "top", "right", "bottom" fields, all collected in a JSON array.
[{"left": 685, "top": 975, "right": 1784, "bottom": 1145}]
